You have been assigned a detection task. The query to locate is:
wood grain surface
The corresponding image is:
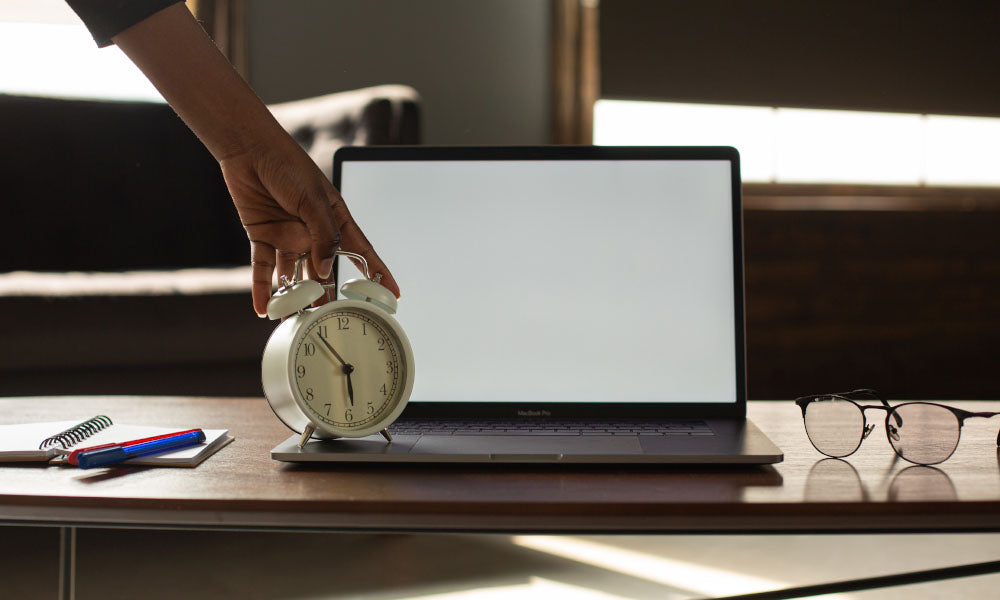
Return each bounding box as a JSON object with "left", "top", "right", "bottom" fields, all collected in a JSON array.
[{"left": 1, "top": 397, "right": 998, "bottom": 533}]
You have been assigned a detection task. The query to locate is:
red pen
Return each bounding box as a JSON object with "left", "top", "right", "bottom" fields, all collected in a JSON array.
[{"left": 65, "top": 429, "right": 203, "bottom": 466}]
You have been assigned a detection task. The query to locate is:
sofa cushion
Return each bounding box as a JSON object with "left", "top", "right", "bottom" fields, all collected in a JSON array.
[
  {"left": 0, "top": 86, "right": 421, "bottom": 396},
  {"left": 0, "top": 267, "right": 274, "bottom": 396},
  {"left": 0, "top": 267, "right": 271, "bottom": 369},
  {"left": 269, "top": 84, "right": 421, "bottom": 181}
]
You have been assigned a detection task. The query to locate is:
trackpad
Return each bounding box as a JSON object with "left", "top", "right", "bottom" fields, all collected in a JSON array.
[{"left": 410, "top": 435, "right": 642, "bottom": 456}]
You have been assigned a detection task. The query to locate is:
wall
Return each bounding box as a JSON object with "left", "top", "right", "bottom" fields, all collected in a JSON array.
[{"left": 247, "top": 0, "right": 552, "bottom": 145}]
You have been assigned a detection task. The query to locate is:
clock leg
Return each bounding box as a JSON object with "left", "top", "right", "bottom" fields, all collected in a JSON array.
[
  {"left": 380, "top": 428, "right": 393, "bottom": 443},
  {"left": 297, "top": 423, "right": 316, "bottom": 448}
]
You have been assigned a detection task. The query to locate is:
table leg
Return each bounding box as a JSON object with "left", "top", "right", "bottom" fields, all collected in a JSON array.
[{"left": 58, "top": 526, "right": 76, "bottom": 600}]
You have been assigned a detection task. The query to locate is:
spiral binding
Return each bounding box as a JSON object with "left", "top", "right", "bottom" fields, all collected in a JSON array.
[{"left": 38, "top": 415, "right": 114, "bottom": 450}]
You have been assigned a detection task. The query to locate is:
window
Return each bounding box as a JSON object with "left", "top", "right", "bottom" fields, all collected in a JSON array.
[
  {"left": 595, "top": 100, "right": 1000, "bottom": 187},
  {"left": 0, "top": 0, "right": 163, "bottom": 102}
]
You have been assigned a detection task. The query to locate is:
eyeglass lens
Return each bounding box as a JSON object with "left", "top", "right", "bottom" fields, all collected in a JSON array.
[
  {"left": 803, "top": 397, "right": 865, "bottom": 458},
  {"left": 887, "top": 403, "right": 961, "bottom": 465}
]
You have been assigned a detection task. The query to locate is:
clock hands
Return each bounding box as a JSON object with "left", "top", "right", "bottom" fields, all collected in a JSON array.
[
  {"left": 311, "top": 330, "right": 392, "bottom": 443},
  {"left": 343, "top": 364, "right": 355, "bottom": 407},
  {"left": 315, "top": 334, "right": 355, "bottom": 406},
  {"left": 316, "top": 334, "right": 346, "bottom": 366}
]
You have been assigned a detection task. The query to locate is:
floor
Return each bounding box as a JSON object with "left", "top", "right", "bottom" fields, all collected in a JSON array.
[{"left": 3, "top": 528, "right": 1000, "bottom": 599}]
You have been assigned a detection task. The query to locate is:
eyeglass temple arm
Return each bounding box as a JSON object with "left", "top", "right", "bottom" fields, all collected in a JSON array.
[
  {"left": 842, "top": 388, "right": 885, "bottom": 404},
  {"left": 793, "top": 391, "right": 883, "bottom": 412}
]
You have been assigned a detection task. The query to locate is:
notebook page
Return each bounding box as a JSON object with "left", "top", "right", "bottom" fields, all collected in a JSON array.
[
  {"left": 0, "top": 421, "right": 231, "bottom": 465},
  {"left": 50, "top": 424, "right": 231, "bottom": 466},
  {"left": 0, "top": 420, "right": 81, "bottom": 460}
]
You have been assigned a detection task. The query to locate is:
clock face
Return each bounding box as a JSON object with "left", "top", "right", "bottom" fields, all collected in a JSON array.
[{"left": 292, "top": 307, "right": 408, "bottom": 432}]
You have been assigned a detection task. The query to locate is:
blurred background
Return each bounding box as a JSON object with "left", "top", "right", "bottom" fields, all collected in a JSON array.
[
  {"left": 3, "top": 0, "right": 999, "bottom": 401},
  {"left": 2, "top": 2, "right": 1000, "bottom": 599}
]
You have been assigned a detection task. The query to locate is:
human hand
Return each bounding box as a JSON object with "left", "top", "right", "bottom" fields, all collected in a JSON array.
[
  {"left": 219, "top": 132, "right": 400, "bottom": 317},
  {"left": 109, "top": 3, "right": 398, "bottom": 318}
]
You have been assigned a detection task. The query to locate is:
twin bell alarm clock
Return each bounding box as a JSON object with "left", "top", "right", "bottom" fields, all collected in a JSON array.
[{"left": 262, "top": 252, "right": 414, "bottom": 447}]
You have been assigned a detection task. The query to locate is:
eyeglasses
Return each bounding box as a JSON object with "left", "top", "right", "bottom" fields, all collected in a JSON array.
[{"left": 795, "top": 389, "right": 1000, "bottom": 465}]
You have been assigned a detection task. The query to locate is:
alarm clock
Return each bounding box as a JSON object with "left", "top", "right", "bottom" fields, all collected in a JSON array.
[{"left": 262, "top": 252, "right": 414, "bottom": 447}]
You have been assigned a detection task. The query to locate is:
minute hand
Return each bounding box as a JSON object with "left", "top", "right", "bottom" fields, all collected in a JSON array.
[{"left": 316, "top": 335, "right": 347, "bottom": 366}]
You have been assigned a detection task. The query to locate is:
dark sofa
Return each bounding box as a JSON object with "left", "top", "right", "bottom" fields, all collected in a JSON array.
[{"left": 0, "top": 85, "right": 420, "bottom": 396}]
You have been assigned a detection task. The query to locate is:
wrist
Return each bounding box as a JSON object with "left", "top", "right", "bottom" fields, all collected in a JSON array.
[{"left": 204, "top": 103, "right": 288, "bottom": 162}]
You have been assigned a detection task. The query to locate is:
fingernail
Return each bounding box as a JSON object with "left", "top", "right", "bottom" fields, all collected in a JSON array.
[
  {"left": 256, "top": 311, "right": 267, "bottom": 319},
  {"left": 318, "top": 257, "right": 334, "bottom": 279}
]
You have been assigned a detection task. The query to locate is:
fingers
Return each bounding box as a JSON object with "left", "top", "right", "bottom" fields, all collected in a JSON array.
[
  {"left": 250, "top": 241, "right": 277, "bottom": 317},
  {"left": 331, "top": 196, "right": 401, "bottom": 298},
  {"left": 252, "top": 243, "right": 333, "bottom": 316},
  {"left": 297, "top": 189, "right": 340, "bottom": 280},
  {"left": 304, "top": 255, "right": 335, "bottom": 307},
  {"left": 275, "top": 249, "right": 300, "bottom": 285},
  {"left": 242, "top": 172, "right": 398, "bottom": 320}
]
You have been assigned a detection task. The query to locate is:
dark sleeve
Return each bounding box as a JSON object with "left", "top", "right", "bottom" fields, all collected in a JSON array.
[{"left": 65, "top": 0, "right": 183, "bottom": 48}]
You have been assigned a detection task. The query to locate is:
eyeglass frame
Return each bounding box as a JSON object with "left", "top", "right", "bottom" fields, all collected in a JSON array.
[{"left": 794, "top": 388, "right": 1000, "bottom": 465}]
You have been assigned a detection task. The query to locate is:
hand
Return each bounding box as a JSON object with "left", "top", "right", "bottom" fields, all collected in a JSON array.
[
  {"left": 220, "top": 133, "right": 400, "bottom": 317},
  {"left": 110, "top": 3, "right": 400, "bottom": 317}
]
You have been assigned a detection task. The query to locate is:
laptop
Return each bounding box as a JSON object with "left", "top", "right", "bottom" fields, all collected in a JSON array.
[{"left": 271, "top": 146, "right": 782, "bottom": 464}]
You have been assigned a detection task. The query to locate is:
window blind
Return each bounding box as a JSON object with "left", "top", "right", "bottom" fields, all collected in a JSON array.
[{"left": 600, "top": 0, "right": 1000, "bottom": 117}]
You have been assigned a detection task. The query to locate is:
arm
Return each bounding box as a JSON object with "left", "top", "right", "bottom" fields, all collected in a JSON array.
[{"left": 109, "top": 3, "right": 399, "bottom": 315}]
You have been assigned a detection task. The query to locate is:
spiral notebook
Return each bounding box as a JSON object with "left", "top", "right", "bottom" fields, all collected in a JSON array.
[{"left": 0, "top": 416, "right": 233, "bottom": 466}]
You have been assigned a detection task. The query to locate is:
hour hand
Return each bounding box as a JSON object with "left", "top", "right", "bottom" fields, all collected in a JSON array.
[
  {"left": 344, "top": 364, "right": 355, "bottom": 406},
  {"left": 316, "top": 334, "right": 354, "bottom": 405}
]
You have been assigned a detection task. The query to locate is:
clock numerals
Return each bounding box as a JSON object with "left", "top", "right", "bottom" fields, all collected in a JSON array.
[
  {"left": 266, "top": 295, "right": 411, "bottom": 445},
  {"left": 295, "top": 310, "right": 405, "bottom": 429}
]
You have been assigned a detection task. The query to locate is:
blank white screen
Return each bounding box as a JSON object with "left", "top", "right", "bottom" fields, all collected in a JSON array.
[{"left": 339, "top": 159, "right": 737, "bottom": 404}]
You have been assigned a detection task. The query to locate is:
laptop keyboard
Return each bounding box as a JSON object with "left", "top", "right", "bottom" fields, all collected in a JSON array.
[{"left": 390, "top": 419, "right": 714, "bottom": 436}]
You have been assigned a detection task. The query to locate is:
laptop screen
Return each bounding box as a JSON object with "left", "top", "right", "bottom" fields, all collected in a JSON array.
[{"left": 335, "top": 147, "right": 745, "bottom": 417}]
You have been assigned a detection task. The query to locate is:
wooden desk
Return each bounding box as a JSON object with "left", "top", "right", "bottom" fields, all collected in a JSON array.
[{"left": 2, "top": 396, "right": 999, "bottom": 534}]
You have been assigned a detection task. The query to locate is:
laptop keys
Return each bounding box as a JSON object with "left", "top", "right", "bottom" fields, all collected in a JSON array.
[{"left": 390, "top": 420, "right": 713, "bottom": 436}]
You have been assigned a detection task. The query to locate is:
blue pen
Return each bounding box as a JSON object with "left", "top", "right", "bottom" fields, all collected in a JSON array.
[{"left": 76, "top": 429, "right": 207, "bottom": 469}]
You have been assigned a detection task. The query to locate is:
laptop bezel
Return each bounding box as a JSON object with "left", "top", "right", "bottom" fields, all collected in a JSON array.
[{"left": 333, "top": 145, "right": 747, "bottom": 419}]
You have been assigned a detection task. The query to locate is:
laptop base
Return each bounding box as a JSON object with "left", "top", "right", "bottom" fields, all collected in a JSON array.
[{"left": 271, "top": 418, "right": 782, "bottom": 465}]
